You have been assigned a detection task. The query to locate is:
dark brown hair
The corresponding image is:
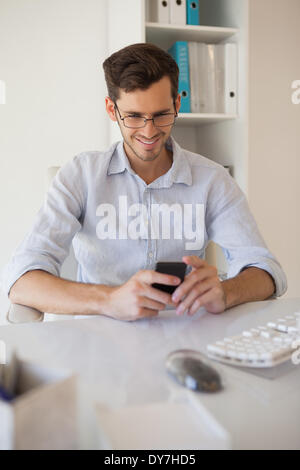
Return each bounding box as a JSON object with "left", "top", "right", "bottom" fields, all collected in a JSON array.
[{"left": 102, "top": 43, "right": 179, "bottom": 102}]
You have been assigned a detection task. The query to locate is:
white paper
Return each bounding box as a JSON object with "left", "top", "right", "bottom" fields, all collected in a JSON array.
[{"left": 95, "top": 395, "right": 231, "bottom": 450}]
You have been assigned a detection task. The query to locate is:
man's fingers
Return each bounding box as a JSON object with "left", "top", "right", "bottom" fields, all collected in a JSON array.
[
  {"left": 138, "top": 269, "right": 181, "bottom": 287},
  {"left": 188, "top": 287, "right": 225, "bottom": 316},
  {"left": 143, "top": 284, "right": 173, "bottom": 305},
  {"left": 139, "top": 296, "right": 166, "bottom": 311},
  {"left": 188, "top": 298, "right": 204, "bottom": 316},
  {"left": 126, "top": 308, "right": 159, "bottom": 321},
  {"left": 191, "top": 289, "right": 216, "bottom": 310},
  {"left": 172, "top": 266, "right": 217, "bottom": 302},
  {"left": 175, "top": 279, "right": 216, "bottom": 315},
  {"left": 138, "top": 308, "right": 160, "bottom": 319},
  {"left": 182, "top": 255, "right": 206, "bottom": 269}
]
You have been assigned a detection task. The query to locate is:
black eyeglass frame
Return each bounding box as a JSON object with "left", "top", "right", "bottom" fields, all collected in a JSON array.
[{"left": 113, "top": 100, "right": 178, "bottom": 129}]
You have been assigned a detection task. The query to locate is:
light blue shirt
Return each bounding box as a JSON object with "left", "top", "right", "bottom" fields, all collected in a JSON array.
[{"left": 1, "top": 136, "right": 287, "bottom": 297}]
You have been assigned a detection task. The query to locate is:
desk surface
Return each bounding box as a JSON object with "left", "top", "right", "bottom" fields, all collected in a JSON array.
[{"left": 0, "top": 298, "right": 300, "bottom": 450}]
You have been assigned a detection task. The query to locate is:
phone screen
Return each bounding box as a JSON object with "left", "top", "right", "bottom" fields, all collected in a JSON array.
[{"left": 152, "top": 262, "right": 187, "bottom": 294}]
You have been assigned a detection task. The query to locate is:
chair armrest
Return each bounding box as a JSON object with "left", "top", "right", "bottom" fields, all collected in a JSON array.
[{"left": 7, "top": 303, "right": 44, "bottom": 324}]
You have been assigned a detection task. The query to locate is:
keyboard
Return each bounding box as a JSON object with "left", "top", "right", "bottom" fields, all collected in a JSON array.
[{"left": 206, "top": 312, "right": 300, "bottom": 368}]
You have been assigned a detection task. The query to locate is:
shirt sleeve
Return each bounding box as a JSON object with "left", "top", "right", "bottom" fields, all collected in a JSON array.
[
  {"left": 0, "top": 154, "right": 86, "bottom": 297},
  {"left": 206, "top": 167, "right": 287, "bottom": 297}
]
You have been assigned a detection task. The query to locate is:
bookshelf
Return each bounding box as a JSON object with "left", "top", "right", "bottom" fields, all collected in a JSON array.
[
  {"left": 176, "top": 113, "right": 237, "bottom": 126},
  {"left": 146, "top": 22, "right": 238, "bottom": 44},
  {"left": 107, "top": 0, "right": 248, "bottom": 273}
]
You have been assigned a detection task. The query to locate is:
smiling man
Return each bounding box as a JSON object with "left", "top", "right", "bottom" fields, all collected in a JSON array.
[{"left": 1, "top": 43, "right": 287, "bottom": 320}]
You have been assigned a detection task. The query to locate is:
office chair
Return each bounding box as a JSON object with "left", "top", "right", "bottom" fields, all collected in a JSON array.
[{"left": 7, "top": 304, "right": 44, "bottom": 323}]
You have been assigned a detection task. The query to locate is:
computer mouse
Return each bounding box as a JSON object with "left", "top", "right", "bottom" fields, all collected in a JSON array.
[{"left": 165, "top": 349, "right": 223, "bottom": 393}]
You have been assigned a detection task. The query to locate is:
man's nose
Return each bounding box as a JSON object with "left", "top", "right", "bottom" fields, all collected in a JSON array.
[{"left": 142, "top": 118, "right": 158, "bottom": 135}]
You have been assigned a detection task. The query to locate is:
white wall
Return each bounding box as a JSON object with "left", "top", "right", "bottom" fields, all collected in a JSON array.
[
  {"left": 0, "top": 0, "right": 109, "bottom": 317},
  {"left": 107, "top": 0, "right": 146, "bottom": 145},
  {"left": 248, "top": 0, "right": 300, "bottom": 297}
]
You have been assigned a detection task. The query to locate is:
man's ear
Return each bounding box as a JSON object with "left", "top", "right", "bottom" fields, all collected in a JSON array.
[
  {"left": 105, "top": 96, "right": 117, "bottom": 122},
  {"left": 175, "top": 93, "right": 181, "bottom": 114}
]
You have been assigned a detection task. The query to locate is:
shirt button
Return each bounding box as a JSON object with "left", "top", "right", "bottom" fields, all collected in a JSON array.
[{"left": 149, "top": 252, "right": 153, "bottom": 258}]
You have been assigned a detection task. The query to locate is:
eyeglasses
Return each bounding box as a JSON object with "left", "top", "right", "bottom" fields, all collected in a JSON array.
[{"left": 114, "top": 101, "right": 178, "bottom": 129}]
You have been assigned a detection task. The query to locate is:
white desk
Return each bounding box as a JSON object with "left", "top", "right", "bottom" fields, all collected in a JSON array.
[{"left": 0, "top": 298, "right": 300, "bottom": 450}]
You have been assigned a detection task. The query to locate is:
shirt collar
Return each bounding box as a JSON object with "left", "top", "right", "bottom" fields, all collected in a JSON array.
[{"left": 107, "top": 135, "right": 192, "bottom": 187}]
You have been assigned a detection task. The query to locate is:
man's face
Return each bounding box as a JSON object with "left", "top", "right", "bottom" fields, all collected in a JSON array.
[{"left": 106, "top": 76, "right": 181, "bottom": 163}]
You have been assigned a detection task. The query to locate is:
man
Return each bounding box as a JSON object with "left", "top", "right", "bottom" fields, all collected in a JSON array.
[{"left": 1, "top": 43, "right": 287, "bottom": 321}]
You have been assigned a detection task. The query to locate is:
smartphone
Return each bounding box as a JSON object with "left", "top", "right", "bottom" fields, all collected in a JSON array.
[{"left": 152, "top": 262, "right": 187, "bottom": 294}]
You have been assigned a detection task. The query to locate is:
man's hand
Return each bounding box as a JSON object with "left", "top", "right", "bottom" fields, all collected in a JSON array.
[
  {"left": 104, "top": 269, "right": 181, "bottom": 321},
  {"left": 172, "top": 256, "right": 226, "bottom": 316}
]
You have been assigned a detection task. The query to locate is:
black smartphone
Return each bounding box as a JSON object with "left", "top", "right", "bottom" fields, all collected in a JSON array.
[{"left": 152, "top": 262, "right": 187, "bottom": 294}]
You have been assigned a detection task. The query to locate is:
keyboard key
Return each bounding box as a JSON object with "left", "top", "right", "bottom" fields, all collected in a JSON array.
[
  {"left": 223, "top": 338, "right": 233, "bottom": 343},
  {"left": 236, "top": 353, "right": 246, "bottom": 361},
  {"left": 260, "top": 330, "right": 276, "bottom": 338},
  {"left": 243, "top": 329, "right": 261, "bottom": 337},
  {"left": 287, "top": 326, "right": 299, "bottom": 333},
  {"left": 268, "top": 316, "right": 299, "bottom": 334},
  {"left": 251, "top": 329, "right": 260, "bottom": 335},
  {"left": 283, "top": 337, "right": 294, "bottom": 345},
  {"left": 260, "top": 352, "right": 272, "bottom": 360},
  {"left": 227, "top": 350, "right": 238, "bottom": 359},
  {"left": 248, "top": 352, "right": 259, "bottom": 360},
  {"left": 273, "top": 336, "right": 284, "bottom": 343},
  {"left": 278, "top": 324, "right": 288, "bottom": 332},
  {"left": 242, "top": 331, "right": 252, "bottom": 337},
  {"left": 207, "top": 344, "right": 226, "bottom": 356}
]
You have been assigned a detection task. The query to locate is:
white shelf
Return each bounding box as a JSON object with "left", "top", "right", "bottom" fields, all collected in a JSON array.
[
  {"left": 146, "top": 22, "right": 238, "bottom": 46},
  {"left": 176, "top": 113, "right": 237, "bottom": 126}
]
